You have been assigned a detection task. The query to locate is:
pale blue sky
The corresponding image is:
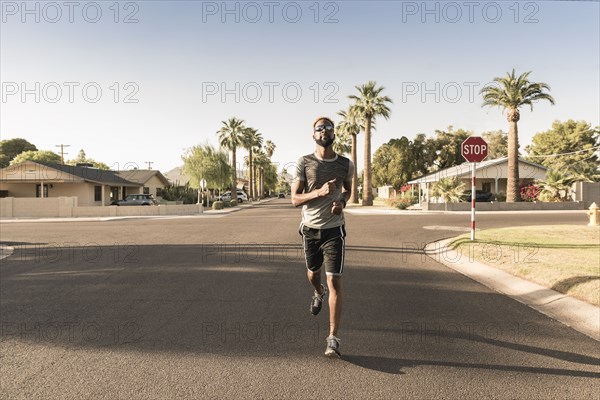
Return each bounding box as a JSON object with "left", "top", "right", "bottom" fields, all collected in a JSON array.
[{"left": 1, "top": 1, "right": 599, "bottom": 173}]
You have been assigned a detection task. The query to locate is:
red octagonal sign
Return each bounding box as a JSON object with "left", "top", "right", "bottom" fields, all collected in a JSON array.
[{"left": 462, "top": 137, "right": 488, "bottom": 163}]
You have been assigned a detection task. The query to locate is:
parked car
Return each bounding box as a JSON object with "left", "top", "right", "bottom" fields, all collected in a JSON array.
[
  {"left": 278, "top": 192, "right": 286, "bottom": 198},
  {"left": 216, "top": 191, "right": 248, "bottom": 203},
  {"left": 111, "top": 194, "right": 157, "bottom": 206},
  {"left": 463, "top": 190, "right": 494, "bottom": 202}
]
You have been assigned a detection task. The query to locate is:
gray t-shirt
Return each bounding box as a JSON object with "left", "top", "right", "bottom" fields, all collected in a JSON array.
[{"left": 295, "top": 153, "right": 354, "bottom": 229}]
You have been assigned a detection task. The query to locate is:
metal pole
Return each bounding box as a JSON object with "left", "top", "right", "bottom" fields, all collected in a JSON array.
[{"left": 471, "top": 162, "right": 476, "bottom": 241}]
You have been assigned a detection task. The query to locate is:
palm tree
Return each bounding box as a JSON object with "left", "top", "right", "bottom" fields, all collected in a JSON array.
[
  {"left": 337, "top": 108, "right": 365, "bottom": 204},
  {"left": 431, "top": 177, "right": 466, "bottom": 211},
  {"left": 242, "top": 127, "right": 263, "bottom": 199},
  {"left": 217, "top": 117, "right": 246, "bottom": 192},
  {"left": 264, "top": 140, "right": 276, "bottom": 159},
  {"left": 480, "top": 69, "right": 555, "bottom": 202},
  {"left": 349, "top": 81, "right": 393, "bottom": 206},
  {"left": 253, "top": 150, "right": 269, "bottom": 198},
  {"left": 537, "top": 170, "right": 575, "bottom": 202}
]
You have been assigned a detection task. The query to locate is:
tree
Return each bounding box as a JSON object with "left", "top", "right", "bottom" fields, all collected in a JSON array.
[
  {"left": 482, "top": 130, "right": 508, "bottom": 159},
  {"left": 481, "top": 69, "right": 555, "bottom": 202},
  {"left": 333, "top": 128, "right": 352, "bottom": 156},
  {"left": 430, "top": 126, "right": 472, "bottom": 170},
  {"left": 10, "top": 150, "right": 61, "bottom": 165},
  {"left": 349, "top": 81, "right": 393, "bottom": 206},
  {"left": 0, "top": 138, "right": 37, "bottom": 167},
  {"left": 430, "top": 177, "right": 466, "bottom": 211},
  {"left": 525, "top": 120, "right": 599, "bottom": 181},
  {"left": 336, "top": 108, "right": 364, "bottom": 203},
  {"left": 217, "top": 117, "right": 246, "bottom": 191},
  {"left": 182, "top": 143, "right": 231, "bottom": 195},
  {"left": 264, "top": 140, "right": 276, "bottom": 158},
  {"left": 67, "top": 149, "right": 110, "bottom": 170},
  {"left": 242, "top": 128, "right": 263, "bottom": 199},
  {"left": 537, "top": 170, "right": 575, "bottom": 202}
]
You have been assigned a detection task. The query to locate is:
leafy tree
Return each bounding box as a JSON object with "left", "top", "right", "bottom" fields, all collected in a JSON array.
[
  {"left": 275, "top": 169, "right": 291, "bottom": 194},
  {"left": 182, "top": 143, "right": 231, "bottom": 194},
  {"left": 482, "top": 130, "right": 508, "bottom": 159},
  {"left": 481, "top": 69, "right": 555, "bottom": 202},
  {"left": 349, "top": 81, "right": 393, "bottom": 206},
  {"left": 217, "top": 117, "right": 246, "bottom": 191},
  {"left": 10, "top": 150, "right": 61, "bottom": 165},
  {"left": 0, "top": 138, "right": 37, "bottom": 167},
  {"left": 372, "top": 137, "right": 416, "bottom": 189},
  {"left": 67, "top": 149, "right": 110, "bottom": 170},
  {"left": 430, "top": 177, "right": 466, "bottom": 211},
  {"left": 429, "top": 126, "right": 472, "bottom": 170},
  {"left": 525, "top": 120, "right": 599, "bottom": 181}
]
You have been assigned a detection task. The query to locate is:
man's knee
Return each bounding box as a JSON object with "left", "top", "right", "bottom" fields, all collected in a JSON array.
[{"left": 327, "top": 275, "right": 343, "bottom": 293}]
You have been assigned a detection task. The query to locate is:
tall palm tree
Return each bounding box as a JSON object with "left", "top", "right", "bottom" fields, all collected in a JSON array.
[
  {"left": 264, "top": 140, "right": 276, "bottom": 159},
  {"left": 217, "top": 117, "right": 246, "bottom": 192},
  {"left": 349, "top": 81, "right": 393, "bottom": 206},
  {"left": 337, "top": 108, "right": 365, "bottom": 204},
  {"left": 242, "top": 127, "right": 263, "bottom": 199},
  {"left": 480, "top": 69, "right": 555, "bottom": 202},
  {"left": 253, "top": 150, "right": 269, "bottom": 198}
]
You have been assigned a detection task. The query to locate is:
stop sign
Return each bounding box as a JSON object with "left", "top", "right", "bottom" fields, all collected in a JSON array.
[{"left": 462, "top": 137, "right": 488, "bottom": 162}]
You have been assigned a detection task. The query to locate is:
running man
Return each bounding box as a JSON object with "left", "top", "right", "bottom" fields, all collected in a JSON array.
[{"left": 291, "top": 116, "right": 354, "bottom": 358}]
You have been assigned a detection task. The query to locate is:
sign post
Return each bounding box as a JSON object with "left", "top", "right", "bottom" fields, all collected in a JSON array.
[
  {"left": 199, "top": 179, "right": 207, "bottom": 207},
  {"left": 461, "top": 137, "right": 488, "bottom": 241}
]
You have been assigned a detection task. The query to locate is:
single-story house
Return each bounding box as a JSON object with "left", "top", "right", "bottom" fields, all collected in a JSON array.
[
  {"left": 0, "top": 161, "right": 147, "bottom": 206},
  {"left": 407, "top": 157, "right": 548, "bottom": 203},
  {"left": 114, "top": 170, "right": 170, "bottom": 200}
]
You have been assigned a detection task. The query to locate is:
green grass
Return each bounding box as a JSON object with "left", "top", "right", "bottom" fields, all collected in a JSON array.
[{"left": 450, "top": 225, "right": 600, "bottom": 306}]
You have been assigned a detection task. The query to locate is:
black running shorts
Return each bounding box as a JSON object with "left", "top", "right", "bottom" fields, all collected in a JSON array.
[{"left": 299, "top": 224, "right": 346, "bottom": 276}]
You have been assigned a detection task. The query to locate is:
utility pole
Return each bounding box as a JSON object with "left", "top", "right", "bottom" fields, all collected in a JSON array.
[
  {"left": 145, "top": 161, "right": 154, "bottom": 170},
  {"left": 55, "top": 144, "right": 70, "bottom": 164}
]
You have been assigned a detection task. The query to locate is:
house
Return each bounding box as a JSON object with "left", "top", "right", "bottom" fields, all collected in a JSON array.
[
  {"left": 407, "top": 157, "right": 548, "bottom": 203},
  {"left": 114, "top": 170, "right": 170, "bottom": 200},
  {"left": 0, "top": 161, "right": 144, "bottom": 206}
]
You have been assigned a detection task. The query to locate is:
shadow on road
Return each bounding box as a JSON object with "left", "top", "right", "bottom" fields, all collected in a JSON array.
[{"left": 343, "top": 355, "right": 600, "bottom": 378}]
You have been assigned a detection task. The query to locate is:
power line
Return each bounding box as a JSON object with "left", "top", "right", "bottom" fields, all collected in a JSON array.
[
  {"left": 526, "top": 145, "right": 600, "bottom": 158},
  {"left": 55, "top": 144, "right": 70, "bottom": 164}
]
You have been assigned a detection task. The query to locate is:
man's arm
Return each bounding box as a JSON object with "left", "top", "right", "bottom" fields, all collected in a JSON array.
[
  {"left": 291, "top": 178, "right": 337, "bottom": 208},
  {"left": 331, "top": 178, "right": 352, "bottom": 214}
]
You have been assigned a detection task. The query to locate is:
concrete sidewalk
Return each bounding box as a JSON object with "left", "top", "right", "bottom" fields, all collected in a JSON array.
[{"left": 425, "top": 237, "right": 600, "bottom": 342}]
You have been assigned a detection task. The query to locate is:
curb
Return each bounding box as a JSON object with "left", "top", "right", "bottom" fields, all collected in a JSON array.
[{"left": 425, "top": 237, "right": 600, "bottom": 342}]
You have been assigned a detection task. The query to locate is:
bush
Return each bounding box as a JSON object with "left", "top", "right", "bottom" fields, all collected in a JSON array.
[
  {"left": 385, "top": 196, "right": 416, "bottom": 210},
  {"left": 229, "top": 199, "right": 238, "bottom": 207},
  {"left": 494, "top": 192, "right": 506, "bottom": 202},
  {"left": 212, "top": 201, "right": 224, "bottom": 210},
  {"left": 520, "top": 184, "right": 541, "bottom": 202}
]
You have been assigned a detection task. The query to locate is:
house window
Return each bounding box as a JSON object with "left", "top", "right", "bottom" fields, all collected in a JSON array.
[
  {"left": 94, "top": 186, "right": 102, "bottom": 201},
  {"left": 482, "top": 182, "right": 492, "bottom": 192},
  {"left": 156, "top": 188, "right": 163, "bottom": 197},
  {"left": 35, "top": 184, "right": 49, "bottom": 198},
  {"left": 143, "top": 187, "right": 150, "bottom": 194}
]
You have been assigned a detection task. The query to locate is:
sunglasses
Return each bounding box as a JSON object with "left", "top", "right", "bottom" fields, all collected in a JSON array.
[{"left": 315, "top": 124, "right": 334, "bottom": 132}]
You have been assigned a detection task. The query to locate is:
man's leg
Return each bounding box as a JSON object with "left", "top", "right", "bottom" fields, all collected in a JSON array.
[
  {"left": 327, "top": 275, "right": 343, "bottom": 336},
  {"left": 307, "top": 269, "right": 324, "bottom": 294}
]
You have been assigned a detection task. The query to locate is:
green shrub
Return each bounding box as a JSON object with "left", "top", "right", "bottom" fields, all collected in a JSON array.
[
  {"left": 212, "top": 201, "right": 224, "bottom": 210},
  {"left": 229, "top": 199, "right": 238, "bottom": 207},
  {"left": 494, "top": 192, "right": 506, "bottom": 202},
  {"left": 385, "top": 196, "right": 416, "bottom": 210}
]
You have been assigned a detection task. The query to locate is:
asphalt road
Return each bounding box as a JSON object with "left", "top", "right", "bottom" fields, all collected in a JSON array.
[{"left": 1, "top": 200, "right": 598, "bottom": 399}]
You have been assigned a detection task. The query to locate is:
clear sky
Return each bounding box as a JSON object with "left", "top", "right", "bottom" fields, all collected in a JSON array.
[{"left": 1, "top": 0, "right": 599, "bottom": 175}]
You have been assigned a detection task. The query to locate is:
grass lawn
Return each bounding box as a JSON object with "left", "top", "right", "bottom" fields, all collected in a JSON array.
[{"left": 449, "top": 225, "right": 600, "bottom": 306}]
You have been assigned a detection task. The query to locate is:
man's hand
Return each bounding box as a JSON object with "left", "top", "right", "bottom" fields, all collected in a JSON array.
[
  {"left": 317, "top": 179, "right": 337, "bottom": 197},
  {"left": 331, "top": 200, "right": 344, "bottom": 215}
]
